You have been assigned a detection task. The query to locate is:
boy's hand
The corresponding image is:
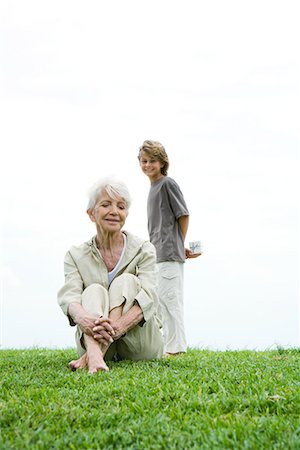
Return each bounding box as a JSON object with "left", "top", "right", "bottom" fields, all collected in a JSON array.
[{"left": 185, "top": 248, "right": 201, "bottom": 259}]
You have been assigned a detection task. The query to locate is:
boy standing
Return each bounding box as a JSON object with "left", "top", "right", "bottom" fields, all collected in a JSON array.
[{"left": 138, "top": 140, "right": 197, "bottom": 355}]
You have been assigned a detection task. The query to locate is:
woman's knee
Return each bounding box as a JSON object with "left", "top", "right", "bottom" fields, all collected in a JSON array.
[
  {"left": 109, "top": 274, "right": 141, "bottom": 311},
  {"left": 82, "top": 283, "right": 109, "bottom": 315},
  {"left": 109, "top": 274, "right": 140, "bottom": 296},
  {"left": 82, "top": 283, "right": 106, "bottom": 298}
]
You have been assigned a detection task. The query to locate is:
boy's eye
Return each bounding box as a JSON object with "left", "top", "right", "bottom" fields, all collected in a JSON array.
[{"left": 141, "top": 159, "right": 156, "bottom": 164}]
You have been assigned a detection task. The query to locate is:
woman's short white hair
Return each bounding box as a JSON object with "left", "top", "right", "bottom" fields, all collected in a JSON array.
[{"left": 87, "top": 177, "right": 132, "bottom": 211}]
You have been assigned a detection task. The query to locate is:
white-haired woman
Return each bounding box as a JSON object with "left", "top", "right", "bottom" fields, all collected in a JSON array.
[{"left": 58, "top": 177, "right": 163, "bottom": 373}]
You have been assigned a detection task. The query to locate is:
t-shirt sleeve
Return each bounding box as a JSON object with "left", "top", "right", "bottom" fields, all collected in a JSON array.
[{"left": 164, "top": 178, "right": 189, "bottom": 219}]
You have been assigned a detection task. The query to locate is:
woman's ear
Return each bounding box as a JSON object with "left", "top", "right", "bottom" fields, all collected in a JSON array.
[{"left": 87, "top": 208, "right": 96, "bottom": 222}]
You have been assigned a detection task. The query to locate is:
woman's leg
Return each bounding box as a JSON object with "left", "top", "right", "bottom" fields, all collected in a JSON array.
[
  {"left": 109, "top": 274, "right": 163, "bottom": 360},
  {"left": 109, "top": 273, "right": 140, "bottom": 314},
  {"left": 70, "top": 283, "right": 113, "bottom": 373}
]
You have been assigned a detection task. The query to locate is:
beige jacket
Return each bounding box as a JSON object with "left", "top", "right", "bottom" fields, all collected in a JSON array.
[{"left": 57, "top": 231, "right": 159, "bottom": 324}]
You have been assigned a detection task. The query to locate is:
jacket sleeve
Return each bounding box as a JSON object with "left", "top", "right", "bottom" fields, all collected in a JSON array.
[
  {"left": 57, "top": 250, "right": 84, "bottom": 324},
  {"left": 134, "top": 241, "right": 159, "bottom": 323}
]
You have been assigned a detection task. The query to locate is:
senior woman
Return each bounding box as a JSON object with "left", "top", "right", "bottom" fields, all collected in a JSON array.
[{"left": 58, "top": 177, "right": 163, "bottom": 373}]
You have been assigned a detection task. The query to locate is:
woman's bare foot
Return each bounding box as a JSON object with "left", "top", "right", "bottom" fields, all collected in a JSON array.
[
  {"left": 68, "top": 335, "right": 110, "bottom": 374},
  {"left": 87, "top": 348, "right": 109, "bottom": 374},
  {"left": 84, "top": 334, "right": 109, "bottom": 373},
  {"left": 68, "top": 349, "right": 108, "bottom": 373},
  {"left": 68, "top": 353, "right": 88, "bottom": 371}
]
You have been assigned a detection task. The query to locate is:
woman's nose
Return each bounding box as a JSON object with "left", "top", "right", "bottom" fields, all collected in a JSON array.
[{"left": 110, "top": 204, "right": 118, "bottom": 214}]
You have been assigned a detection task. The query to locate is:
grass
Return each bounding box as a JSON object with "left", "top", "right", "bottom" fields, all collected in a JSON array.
[{"left": 0, "top": 348, "right": 299, "bottom": 449}]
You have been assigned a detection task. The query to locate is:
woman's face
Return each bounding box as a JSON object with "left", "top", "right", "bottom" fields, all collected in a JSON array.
[
  {"left": 139, "top": 151, "right": 164, "bottom": 182},
  {"left": 89, "top": 191, "right": 128, "bottom": 233}
]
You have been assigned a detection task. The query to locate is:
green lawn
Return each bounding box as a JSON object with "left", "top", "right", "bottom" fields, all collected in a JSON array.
[{"left": 0, "top": 348, "right": 299, "bottom": 449}]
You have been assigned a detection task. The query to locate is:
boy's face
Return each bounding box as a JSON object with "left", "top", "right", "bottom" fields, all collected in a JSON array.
[{"left": 139, "top": 151, "right": 164, "bottom": 182}]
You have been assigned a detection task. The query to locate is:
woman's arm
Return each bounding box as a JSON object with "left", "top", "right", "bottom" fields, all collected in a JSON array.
[
  {"left": 104, "top": 303, "right": 144, "bottom": 341},
  {"left": 58, "top": 251, "right": 115, "bottom": 338},
  {"left": 133, "top": 241, "right": 159, "bottom": 323},
  {"left": 67, "top": 302, "right": 113, "bottom": 339},
  {"left": 57, "top": 251, "right": 84, "bottom": 320}
]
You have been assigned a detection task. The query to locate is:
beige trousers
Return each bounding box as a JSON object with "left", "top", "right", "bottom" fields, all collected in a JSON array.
[
  {"left": 75, "top": 273, "right": 163, "bottom": 361},
  {"left": 157, "top": 261, "right": 187, "bottom": 353}
]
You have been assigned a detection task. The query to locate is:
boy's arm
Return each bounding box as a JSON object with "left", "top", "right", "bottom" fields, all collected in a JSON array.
[
  {"left": 178, "top": 215, "right": 189, "bottom": 240},
  {"left": 179, "top": 215, "right": 201, "bottom": 259}
]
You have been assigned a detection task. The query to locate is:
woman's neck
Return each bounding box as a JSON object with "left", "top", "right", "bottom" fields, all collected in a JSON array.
[
  {"left": 95, "top": 230, "right": 125, "bottom": 271},
  {"left": 96, "top": 230, "right": 124, "bottom": 252}
]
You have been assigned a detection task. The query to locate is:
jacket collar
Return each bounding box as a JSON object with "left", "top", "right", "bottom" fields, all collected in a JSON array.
[{"left": 88, "top": 231, "right": 145, "bottom": 267}]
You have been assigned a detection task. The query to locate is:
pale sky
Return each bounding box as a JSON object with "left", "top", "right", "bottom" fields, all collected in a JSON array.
[{"left": 0, "top": 0, "right": 299, "bottom": 350}]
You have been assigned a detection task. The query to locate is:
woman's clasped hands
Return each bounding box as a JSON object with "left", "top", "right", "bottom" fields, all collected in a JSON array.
[
  {"left": 93, "top": 316, "right": 126, "bottom": 344},
  {"left": 91, "top": 317, "right": 114, "bottom": 344}
]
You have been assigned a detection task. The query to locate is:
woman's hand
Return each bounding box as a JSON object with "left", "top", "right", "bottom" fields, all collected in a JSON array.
[
  {"left": 107, "top": 317, "right": 127, "bottom": 341},
  {"left": 93, "top": 317, "right": 116, "bottom": 344},
  {"left": 93, "top": 315, "right": 131, "bottom": 343},
  {"left": 93, "top": 304, "right": 143, "bottom": 344},
  {"left": 77, "top": 313, "right": 103, "bottom": 338},
  {"left": 68, "top": 303, "right": 99, "bottom": 337}
]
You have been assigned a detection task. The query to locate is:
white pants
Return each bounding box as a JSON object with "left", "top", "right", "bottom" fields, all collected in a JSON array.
[
  {"left": 76, "top": 273, "right": 163, "bottom": 361},
  {"left": 157, "top": 261, "right": 187, "bottom": 353}
]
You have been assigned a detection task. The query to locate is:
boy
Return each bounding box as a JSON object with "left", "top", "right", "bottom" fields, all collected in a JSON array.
[{"left": 138, "top": 140, "right": 198, "bottom": 355}]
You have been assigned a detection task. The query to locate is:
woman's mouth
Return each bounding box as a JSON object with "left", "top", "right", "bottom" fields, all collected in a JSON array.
[{"left": 106, "top": 218, "right": 120, "bottom": 223}]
